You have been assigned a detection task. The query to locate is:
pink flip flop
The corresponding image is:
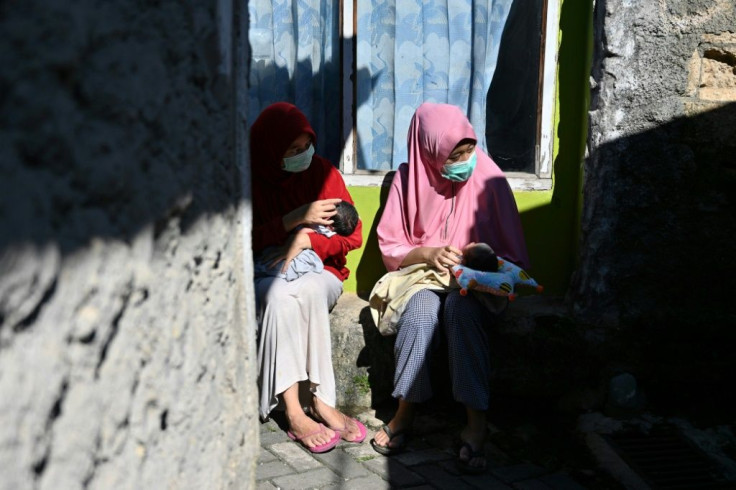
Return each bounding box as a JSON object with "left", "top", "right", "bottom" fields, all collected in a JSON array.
[
  {"left": 287, "top": 423, "right": 340, "bottom": 453},
  {"left": 329, "top": 415, "right": 367, "bottom": 444}
]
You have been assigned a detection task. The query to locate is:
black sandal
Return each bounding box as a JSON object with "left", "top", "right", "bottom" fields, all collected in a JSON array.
[
  {"left": 370, "top": 424, "right": 408, "bottom": 456},
  {"left": 456, "top": 441, "right": 487, "bottom": 474}
]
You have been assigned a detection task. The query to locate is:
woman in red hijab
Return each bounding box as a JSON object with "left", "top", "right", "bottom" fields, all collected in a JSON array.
[
  {"left": 371, "top": 103, "right": 530, "bottom": 473},
  {"left": 251, "top": 103, "right": 365, "bottom": 453}
]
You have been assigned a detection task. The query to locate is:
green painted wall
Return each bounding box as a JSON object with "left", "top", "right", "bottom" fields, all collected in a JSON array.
[{"left": 344, "top": 0, "right": 592, "bottom": 297}]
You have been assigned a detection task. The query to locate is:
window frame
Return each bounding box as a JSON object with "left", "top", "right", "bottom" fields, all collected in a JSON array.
[{"left": 339, "top": 0, "right": 558, "bottom": 192}]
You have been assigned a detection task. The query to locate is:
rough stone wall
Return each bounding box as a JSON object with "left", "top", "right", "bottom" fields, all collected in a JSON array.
[
  {"left": 0, "top": 2, "right": 258, "bottom": 489},
  {"left": 571, "top": 0, "right": 736, "bottom": 326}
]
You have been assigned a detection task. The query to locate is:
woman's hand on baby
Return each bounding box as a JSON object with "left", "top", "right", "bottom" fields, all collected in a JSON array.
[
  {"left": 303, "top": 198, "right": 341, "bottom": 226},
  {"left": 284, "top": 198, "right": 341, "bottom": 231},
  {"left": 427, "top": 245, "right": 462, "bottom": 274}
]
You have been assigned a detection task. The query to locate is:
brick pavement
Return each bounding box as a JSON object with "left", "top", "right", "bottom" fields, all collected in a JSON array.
[{"left": 256, "top": 409, "right": 591, "bottom": 490}]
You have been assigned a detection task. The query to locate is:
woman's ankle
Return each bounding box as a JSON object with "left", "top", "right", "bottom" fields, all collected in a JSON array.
[
  {"left": 284, "top": 405, "right": 311, "bottom": 425},
  {"left": 311, "top": 396, "right": 342, "bottom": 424},
  {"left": 390, "top": 401, "right": 416, "bottom": 431}
]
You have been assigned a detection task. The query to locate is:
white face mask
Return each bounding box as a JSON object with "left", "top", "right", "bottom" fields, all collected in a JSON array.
[{"left": 282, "top": 144, "right": 315, "bottom": 172}]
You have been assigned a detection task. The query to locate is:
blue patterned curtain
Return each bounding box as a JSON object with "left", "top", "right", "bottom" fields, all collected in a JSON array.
[
  {"left": 248, "top": 0, "right": 341, "bottom": 164},
  {"left": 356, "top": 0, "right": 513, "bottom": 170}
]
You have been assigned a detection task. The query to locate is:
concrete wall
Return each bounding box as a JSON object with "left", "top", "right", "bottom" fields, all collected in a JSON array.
[
  {"left": 0, "top": 2, "right": 258, "bottom": 489},
  {"left": 570, "top": 0, "right": 736, "bottom": 326}
]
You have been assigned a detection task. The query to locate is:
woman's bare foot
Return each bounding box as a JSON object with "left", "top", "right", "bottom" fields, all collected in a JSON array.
[
  {"left": 372, "top": 399, "right": 414, "bottom": 450},
  {"left": 281, "top": 383, "right": 336, "bottom": 449},
  {"left": 457, "top": 408, "right": 487, "bottom": 472},
  {"left": 285, "top": 410, "right": 337, "bottom": 449},
  {"left": 311, "top": 397, "right": 364, "bottom": 442},
  {"left": 458, "top": 426, "right": 486, "bottom": 465}
]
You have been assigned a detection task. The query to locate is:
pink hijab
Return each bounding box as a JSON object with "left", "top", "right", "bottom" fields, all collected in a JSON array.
[{"left": 377, "top": 102, "right": 530, "bottom": 271}]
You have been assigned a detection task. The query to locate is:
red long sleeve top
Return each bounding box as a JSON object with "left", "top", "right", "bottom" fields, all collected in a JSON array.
[
  {"left": 251, "top": 156, "right": 362, "bottom": 282},
  {"left": 250, "top": 102, "right": 362, "bottom": 282}
]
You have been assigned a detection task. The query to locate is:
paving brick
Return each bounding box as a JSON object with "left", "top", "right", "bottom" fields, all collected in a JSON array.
[
  {"left": 270, "top": 442, "right": 323, "bottom": 471},
  {"left": 259, "top": 429, "right": 290, "bottom": 446},
  {"left": 460, "top": 472, "right": 514, "bottom": 489},
  {"left": 437, "top": 458, "right": 464, "bottom": 475},
  {"left": 485, "top": 441, "right": 514, "bottom": 467},
  {"left": 256, "top": 481, "right": 278, "bottom": 490},
  {"left": 258, "top": 448, "right": 278, "bottom": 463},
  {"left": 422, "top": 430, "right": 457, "bottom": 449},
  {"left": 256, "top": 386, "right": 623, "bottom": 489},
  {"left": 343, "top": 441, "right": 382, "bottom": 460},
  {"left": 313, "top": 448, "right": 370, "bottom": 478},
  {"left": 256, "top": 460, "right": 294, "bottom": 481},
  {"left": 539, "top": 473, "right": 589, "bottom": 490},
  {"left": 412, "top": 463, "right": 476, "bottom": 489},
  {"left": 393, "top": 448, "right": 453, "bottom": 466},
  {"left": 260, "top": 419, "right": 281, "bottom": 434},
  {"left": 491, "top": 464, "right": 548, "bottom": 483},
  {"left": 323, "top": 473, "right": 391, "bottom": 490},
  {"left": 404, "top": 437, "right": 433, "bottom": 452},
  {"left": 272, "top": 468, "right": 343, "bottom": 489},
  {"left": 513, "top": 479, "right": 553, "bottom": 489},
  {"left": 363, "top": 456, "right": 425, "bottom": 487},
  {"left": 412, "top": 413, "right": 453, "bottom": 436}
]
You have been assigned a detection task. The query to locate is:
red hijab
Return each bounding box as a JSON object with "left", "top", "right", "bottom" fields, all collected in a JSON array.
[
  {"left": 250, "top": 102, "right": 334, "bottom": 235},
  {"left": 249, "top": 103, "right": 361, "bottom": 282}
]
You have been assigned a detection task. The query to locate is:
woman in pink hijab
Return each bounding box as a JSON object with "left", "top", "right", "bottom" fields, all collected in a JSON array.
[{"left": 371, "top": 103, "right": 530, "bottom": 473}]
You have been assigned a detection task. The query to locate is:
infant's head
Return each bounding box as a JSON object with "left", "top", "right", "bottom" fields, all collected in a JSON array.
[
  {"left": 331, "top": 201, "right": 359, "bottom": 236},
  {"left": 463, "top": 242, "right": 498, "bottom": 272}
]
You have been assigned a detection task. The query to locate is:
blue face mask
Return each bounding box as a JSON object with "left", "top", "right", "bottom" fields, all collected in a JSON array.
[
  {"left": 282, "top": 144, "right": 315, "bottom": 173},
  {"left": 441, "top": 151, "right": 477, "bottom": 182}
]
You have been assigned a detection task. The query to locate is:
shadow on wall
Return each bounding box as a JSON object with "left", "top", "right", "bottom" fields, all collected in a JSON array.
[
  {"left": 570, "top": 101, "right": 736, "bottom": 326},
  {"left": 354, "top": 173, "right": 394, "bottom": 299},
  {"left": 0, "top": 4, "right": 243, "bottom": 332},
  {"left": 0, "top": 61, "right": 240, "bottom": 251},
  {"left": 568, "top": 101, "right": 736, "bottom": 421}
]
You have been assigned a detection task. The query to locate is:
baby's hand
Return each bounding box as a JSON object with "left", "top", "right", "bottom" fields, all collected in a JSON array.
[{"left": 279, "top": 232, "right": 312, "bottom": 274}]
